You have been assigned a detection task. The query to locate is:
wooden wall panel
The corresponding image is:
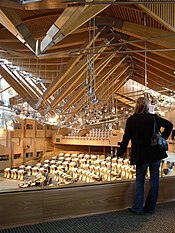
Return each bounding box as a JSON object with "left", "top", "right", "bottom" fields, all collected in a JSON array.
[
  {"left": 42, "top": 177, "right": 175, "bottom": 222},
  {"left": 158, "top": 177, "right": 175, "bottom": 203},
  {"left": 0, "top": 190, "right": 43, "bottom": 230},
  {"left": 24, "top": 119, "right": 36, "bottom": 138},
  {"left": 11, "top": 118, "right": 24, "bottom": 138},
  {"left": 45, "top": 140, "right": 54, "bottom": 152},
  {"left": 0, "top": 142, "right": 11, "bottom": 171},
  {"left": 36, "top": 123, "right": 45, "bottom": 138},
  {"left": 42, "top": 181, "right": 135, "bottom": 221},
  {"left": 45, "top": 124, "right": 52, "bottom": 138},
  {"left": 0, "top": 177, "right": 175, "bottom": 230}
]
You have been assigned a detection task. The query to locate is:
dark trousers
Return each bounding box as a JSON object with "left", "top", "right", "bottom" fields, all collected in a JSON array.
[{"left": 132, "top": 160, "right": 161, "bottom": 212}]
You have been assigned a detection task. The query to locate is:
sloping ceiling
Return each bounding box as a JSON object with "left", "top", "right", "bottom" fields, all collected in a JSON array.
[{"left": 0, "top": 0, "right": 175, "bottom": 126}]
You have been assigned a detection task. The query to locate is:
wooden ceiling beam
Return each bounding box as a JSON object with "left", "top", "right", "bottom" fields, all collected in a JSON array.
[
  {"left": 137, "top": 3, "right": 175, "bottom": 32},
  {"left": 131, "top": 73, "right": 165, "bottom": 91},
  {"left": 111, "top": 75, "right": 135, "bottom": 108},
  {"left": 0, "top": 8, "right": 36, "bottom": 53},
  {"left": 62, "top": 53, "right": 123, "bottom": 113},
  {"left": 128, "top": 41, "right": 175, "bottom": 62},
  {"left": 113, "top": 73, "right": 131, "bottom": 95},
  {"left": 133, "top": 53, "right": 175, "bottom": 78},
  {"left": 130, "top": 75, "right": 175, "bottom": 96},
  {"left": 50, "top": 66, "right": 88, "bottom": 108},
  {"left": 0, "top": 44, "right": 35, "bottom": 58},
  {"left": 96, "top": 17, "right": 175, "bottom": 49},
  {"left": 23, "top": 0, "right": 66, "bottom": 10},
  {"left": 0, "top": 65, "right": 37, "bottom": 107},
  {"left": 50, "top": 40, "right": 114, "bottom": 108},
  {"left": 129, "top": 43, "right": 175, "bottom": 69},
  {"left": 0, "top": 64, "right": 52, "bottom": 112},
  {"left": 66, "top": 62, "right": 130, "bottom": 120},
  {"left": 40, "top": 6, "right": 81, "bottom": 53},
  {"left": 116, "top": 21, "right": 175, "bottom": 49},
  {"left": 95, "top": 57, "right": 127, "bottom": 93},
  {"left": 18, "top": 65, "right": 66, "bottom": 72},
  {"left": 0, "top": 0, "right": 65, "bottom": 10},
  {"left": 43, "top": 35, "right": 110, "bottom": 102},
  {"left": 135, "top": 61, "right": 175, "bottom": 84},
  {"left": 78, "top": 66, "right": 130, "bottom": 121},
  {"left": 96, "top": 63, "right": 130, "bottom": 98},
  {"left": 43, "top": 55, "right": 84, "bottom": 100},
  {"left": 40, "top": 0, "right": 114, "bottom": 53},
  {"left": 0, "top": 38, "right": 20, "bottom": 42},
  {"left": 44, "top": 32, "right": 90, "bottom": 49},
  {"left": 0, "top": 0, "right": 24, "bottom": 10},
  {"left": 136, "top": 63, "right": 175, "bottom": 88}
]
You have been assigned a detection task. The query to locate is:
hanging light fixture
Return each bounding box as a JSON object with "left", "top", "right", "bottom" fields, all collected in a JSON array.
[
  {"left": 144, "top": 13, "right": 148, "bottom": 90},
  {"left": 84, "top": 18, "right": 98, "bottom": 104}
]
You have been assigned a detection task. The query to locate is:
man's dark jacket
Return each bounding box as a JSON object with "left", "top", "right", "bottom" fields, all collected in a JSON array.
[{"left": 117, "top": 113, "right": 173, "bottom": 165}]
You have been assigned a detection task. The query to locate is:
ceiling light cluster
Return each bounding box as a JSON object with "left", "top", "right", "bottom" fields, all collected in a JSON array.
[{"left": 1, "top": 56, "right": 175, "bottom": 132}]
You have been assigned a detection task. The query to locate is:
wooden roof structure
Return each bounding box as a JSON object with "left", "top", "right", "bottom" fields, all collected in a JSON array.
[{"left": 0, "top": 0, "right": 175, "bottom": 126}]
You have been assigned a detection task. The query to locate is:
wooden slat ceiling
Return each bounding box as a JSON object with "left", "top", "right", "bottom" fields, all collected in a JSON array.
[{"left": 0, "top": 0, "right": 175, "bottom": 125}]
